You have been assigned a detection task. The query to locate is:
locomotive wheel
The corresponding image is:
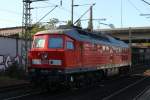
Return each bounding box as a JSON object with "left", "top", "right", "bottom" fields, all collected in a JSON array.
[
  {"left": 46, "top": 81, "right": 63, "bottom": 91},
  {"left": 95, "top": 70, "right": 104, "bottom": 82},
  {"left": 119, "top": 66, "right": 130, "bottom": 76}
]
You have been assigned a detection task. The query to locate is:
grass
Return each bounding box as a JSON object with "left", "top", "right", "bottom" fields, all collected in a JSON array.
[{"left": 0, "top": 76, "right": 27, "bottom": 87}]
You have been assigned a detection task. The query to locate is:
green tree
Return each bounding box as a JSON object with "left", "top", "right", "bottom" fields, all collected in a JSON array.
[
  {"left": 30, "top": 18, "right": 60, "bottom": 36},
  {"left": 31, "top": 23, "right": 45, "bottom": 35},
  {"left": 66, "top": 20, "right": 72, "bottom": 27},
  {"left": 46, "top": 18, "right": 59, "bottom": 29},
  {"left": 76, "top": 19, "right": 82, "bottom": 27}
]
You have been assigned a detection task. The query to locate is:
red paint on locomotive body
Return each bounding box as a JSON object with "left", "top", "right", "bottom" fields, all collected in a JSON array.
[{"left": 28, "top": 28, "right": 131, "bottom": 75}]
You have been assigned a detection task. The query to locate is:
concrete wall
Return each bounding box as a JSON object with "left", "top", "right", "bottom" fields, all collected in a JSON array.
[
  {"left": 0, "top": 37, "right": 18, "bottom": 57},
  {"left": 0, "top": 36, "right": 31, "bottom": 70}
]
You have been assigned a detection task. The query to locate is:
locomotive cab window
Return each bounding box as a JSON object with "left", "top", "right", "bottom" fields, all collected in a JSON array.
[
  {"left": 49, "top": 37, "right": 63, "bottom": 48},
  {"left": 66, "top": 41, "right": 74, "bottom": 50},
  {"left": 33, "top": 38, "right": 45, "bottom": 48}
]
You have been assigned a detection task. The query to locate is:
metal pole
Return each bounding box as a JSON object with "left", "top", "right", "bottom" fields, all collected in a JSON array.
[
  {"left": 71, "top": 0, "right": 74, "bottom": 25},
  {"left": 22, "top": 0, "right": 48, "bottom": 71},
  {"left": 16, "top": 37, "right": 18, "bottom": 57},
  {"left": 121, "top": 0, "right": 123, "bottom": 28},
  {"left": 22, "top": 0, "right": 32, "bottom": 71},
  {"left": 89, "top": 5, "right": 93, "bottom": 31},
  {"left": 74, "top": 3, "right": 96, "bottom": 25},
  {"left": 129, "top": 27, "right": 132, "bottom": 71}
]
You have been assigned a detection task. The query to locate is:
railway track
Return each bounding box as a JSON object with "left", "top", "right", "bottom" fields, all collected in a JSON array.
[
  {"left": 0, "top": 65, "right": 149, "bottom": 100},
  {"left": 0, "top": 83, "right": 31, "bottom": 93},
  {"left": 102, "top": 76, "right": 149, "bottom": 100},
  {"left": 133, "top": 85, "right": 150, "bottom": 100},
  {"left": 3, "top": 75, "right": 146, "bottom": 100},
  {"left": 2, "top": 90, "right": 46, "bottom": 100},
  {"left": 101, "top": 66, "right": 150, "bottom": 100},
  {"left": 0, "top": 82, "right": 46, "bottom": 100}
]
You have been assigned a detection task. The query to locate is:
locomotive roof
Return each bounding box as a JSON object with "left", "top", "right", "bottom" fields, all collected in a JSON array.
[
  {"left": 36, "top": 29, "right": 72, "bottom": 35},
  {"left": 35, "top": 28, "right": 128, "bottom": 48}
]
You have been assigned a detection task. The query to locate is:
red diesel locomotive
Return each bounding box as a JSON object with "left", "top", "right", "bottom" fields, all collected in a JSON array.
[{"left": 28, "top": 27, "right": 131, "bottom": 87}]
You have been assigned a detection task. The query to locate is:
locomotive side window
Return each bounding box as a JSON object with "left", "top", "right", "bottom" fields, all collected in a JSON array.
[
  {"left": 66, "top": 41, "right": 74, "bottom": 49},
  {"left": 33, "top": 38, "right": 45, "bottom": 48},
  {"left": 49, "top": 37, "right": 63, "bottom": 48}
]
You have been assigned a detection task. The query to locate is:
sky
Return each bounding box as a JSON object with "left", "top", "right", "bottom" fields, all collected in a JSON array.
[{"left": 0, "top": 0, "right": 150, "bottom": 29}]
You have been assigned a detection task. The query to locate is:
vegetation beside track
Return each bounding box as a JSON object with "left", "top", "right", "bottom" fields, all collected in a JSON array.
[
  {"left": 0, "top": 76, "right": 27, "bottom": 87},
  {"left": 5, "top": 63, "right": 26, "bottom": 79},
  {"left": 0, "top": 62, "right": 28, "bottom": 87}
]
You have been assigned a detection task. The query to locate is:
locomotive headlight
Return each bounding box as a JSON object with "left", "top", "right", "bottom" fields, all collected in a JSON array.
[
  {"left": 49, "top": 60, "right": 62, "bottom": 65},
  {"left": 41, "top": 53, "right": 48, "bottom": 59},
  {"left": 32, "top": 59, "right": 41, "bottom": 64},
  {"left": 44, "top": 54, "right": 48, "bottom": 59}
]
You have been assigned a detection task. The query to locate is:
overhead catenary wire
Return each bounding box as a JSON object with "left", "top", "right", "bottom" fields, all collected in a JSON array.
[
  {"left": 127, "top": 0, "right": 142, "bottom": 13},
  {"left": 32, "top": 1, "right": 72, "bottom": 24},
  {"left": 73, "top": 8, "right": 90, "bottom": 25},
  {"left": 34, "top": 0, "right": 69, "bottom": 14},
  {"left": 141, "top": 0, "right": 150, "bottom": 13},
  {"left": 43, "top": 0, "right": 92, "bottom": 19},
  {"left": 44, "top": 2, "right": 72, "bottom": 14},
  {"left": 0, "top": 9, "right": 21, "bottom": 15},
  {"left": 74, "top": 3, "right": 96, "bottom": 25},
  {"left": 141, "top": 0, "right": 150, "bottom": 6},
  {"left": 58, "top": 6, "right": 72, "bottom": 14},
  {"left": 38, "top": 1, "right": 74, "bottom": 16},
  {"left": 35, "top": 5, "right": 58, "bottom": 24},
  {"left": 33, "top": 5, "right": 57, "bottom": 9},
  {"left": 34, "top": 0, "right": 92, "bottom": 23}
]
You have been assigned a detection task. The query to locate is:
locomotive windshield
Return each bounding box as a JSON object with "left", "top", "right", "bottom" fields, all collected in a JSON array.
[
  {"left": 49, "top": 37, "right": 63, "bottom": 48},
  {"left": 33, "top": 37, "right": 45, "bottom": 48}
]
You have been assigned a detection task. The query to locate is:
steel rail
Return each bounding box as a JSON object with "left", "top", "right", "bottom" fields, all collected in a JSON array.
[
  {"left": 102, "top": 77, "right": 148, "bottom": 100},
  {"left": 3, "top": 90, "right": 46, "bottom": 100},
  {"left": 133, "top": 85, "right": 150, "bottom": 100},
  {"left": 0, "top": 83, "right": 31, "bottom": 93}
]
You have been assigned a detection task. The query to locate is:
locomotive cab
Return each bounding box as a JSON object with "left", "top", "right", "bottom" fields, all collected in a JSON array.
[{"left": 28, "top": 31, "right": 76, "bottom": 74}]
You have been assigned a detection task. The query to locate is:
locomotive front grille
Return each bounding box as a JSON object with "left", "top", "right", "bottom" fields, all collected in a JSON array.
[{"left": 41, "top": 60, "right": 49, "bottom": 64}]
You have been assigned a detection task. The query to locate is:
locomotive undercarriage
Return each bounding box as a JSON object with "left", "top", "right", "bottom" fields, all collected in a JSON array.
[{"left": 28, "top": 66, "right": 130, "bottom": 90}]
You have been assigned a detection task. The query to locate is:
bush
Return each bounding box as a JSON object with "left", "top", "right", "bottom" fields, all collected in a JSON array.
[{"left": 5, "top": 62, "right": 26, "bottom": 79}]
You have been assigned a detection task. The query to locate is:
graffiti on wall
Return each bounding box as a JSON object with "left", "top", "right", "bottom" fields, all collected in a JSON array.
[
  {"left": 0, "top": 36, "right": 30, "bottom": 71},
  {"left": 0, "top": 55, "right": 20, "bottom": 70}
]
